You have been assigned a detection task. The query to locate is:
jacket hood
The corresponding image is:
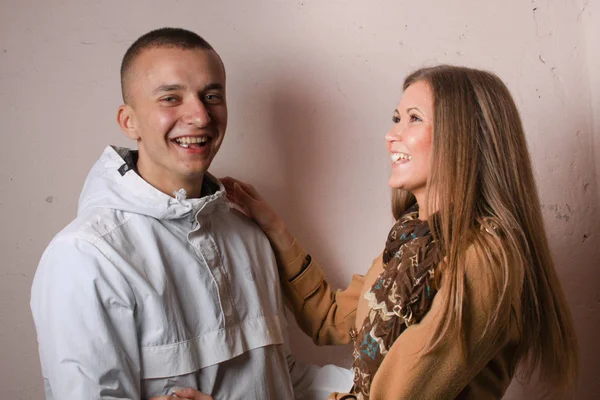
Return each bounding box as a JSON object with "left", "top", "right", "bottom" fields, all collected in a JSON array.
[{"left": 78, "top": 146, "right": 229, "bottom": 219}]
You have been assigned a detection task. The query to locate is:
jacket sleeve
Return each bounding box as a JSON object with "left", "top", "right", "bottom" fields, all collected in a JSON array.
[
  {"left": 367, "top": 248, "right": 519, "bottom": 400},
  {"left": 31, "top": 237, "right": 141, "bottom": 399},
  {"left": 275, "top": 239, "right": 366, "bottom": 346},
  {"left": 281, "top": 308, "right": 355, "bottom": 400}
]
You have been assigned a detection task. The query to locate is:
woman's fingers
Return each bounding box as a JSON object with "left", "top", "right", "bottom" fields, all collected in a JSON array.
[
  {"left": 233, "top": 182, "right": 253, "bottom": 204},
  {"left": 219, "top": 176, "right": 292, "bottom": 250},
  {"left": 220, "top": 177, "right": 267, "bottom": 218},
  {"left": 220, "top": 177, "right": 247, "bottom": 210},
  {"left": 221, "top": 177, "right": 262, "bottom": 201}
]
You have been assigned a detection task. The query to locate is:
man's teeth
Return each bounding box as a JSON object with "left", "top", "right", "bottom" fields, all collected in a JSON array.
[
  {"left": 175, "top": 137, "right": 209, "bottom": 148},
  {"left": 391, "top": 153, "right": 412, "bottom": 162}
]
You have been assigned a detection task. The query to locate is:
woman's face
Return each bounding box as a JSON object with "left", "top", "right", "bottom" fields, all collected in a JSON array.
[{"left": 385, "top": 80, "right": 434, "bottom": 201}]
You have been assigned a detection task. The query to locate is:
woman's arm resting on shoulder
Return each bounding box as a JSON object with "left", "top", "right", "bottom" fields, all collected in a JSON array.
[
  {"left": 221, "top": 177, "right": 368, "bottom": 346},
  {"left": 277, "top": 238, "right": 366, "bottom": 345}
]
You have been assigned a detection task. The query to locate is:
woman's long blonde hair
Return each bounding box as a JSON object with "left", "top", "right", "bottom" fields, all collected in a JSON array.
[{"left": 392, "top": 65, "right": 578, "bottom": 394}]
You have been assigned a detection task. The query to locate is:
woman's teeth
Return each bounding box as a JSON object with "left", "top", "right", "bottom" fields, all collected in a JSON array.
[
  {"left": 174, "top": 136, "right": 209, "bottom": 148},
  {"left": 391, "top": 153, "right": 412, "bottom": 162}
]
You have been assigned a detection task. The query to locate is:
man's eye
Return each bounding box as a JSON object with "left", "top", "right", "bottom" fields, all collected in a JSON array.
[
  {"left": 204, "top": 93, "right": 223, "bottom": 105},
  {"left": 160, "top": 96, "right": 179, "bottom": 104},
  {"left": 392, "top": 116, "right": 400, "bottom": 123}
]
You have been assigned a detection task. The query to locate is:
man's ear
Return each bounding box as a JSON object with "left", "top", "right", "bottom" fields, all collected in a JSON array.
[{"left": 117, "top": 104, "right": 140, "bottom": 140}]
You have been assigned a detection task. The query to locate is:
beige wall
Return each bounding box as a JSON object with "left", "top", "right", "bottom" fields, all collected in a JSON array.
[{"left": 1, "top": 1, "right": 598, "bottom": 398}]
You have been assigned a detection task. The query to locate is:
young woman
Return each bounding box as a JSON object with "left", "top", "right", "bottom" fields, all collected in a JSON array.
[{"left": 222, "top": 65, "right": 578, "bottom": 399}]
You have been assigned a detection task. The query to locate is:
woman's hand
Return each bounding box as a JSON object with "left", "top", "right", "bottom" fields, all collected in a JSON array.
[
  {"left": 220, "top": 177, "right": 294, "bottom": 252},
  {"left": 148, "top": 388, "right": 213, "bottom": 399}
]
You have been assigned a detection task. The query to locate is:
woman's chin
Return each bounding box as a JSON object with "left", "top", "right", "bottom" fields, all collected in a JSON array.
[{"left": 388, "top": 177, "right": 404, "bottom": 190}]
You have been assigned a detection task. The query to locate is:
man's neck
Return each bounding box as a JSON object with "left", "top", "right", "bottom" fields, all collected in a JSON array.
[
  {"left": 132, "top": 155, "right": 205, "bottom": 199},
  {"left": 146, "top": 175, "right": 205, "bottom": 199},
  {"left": 170, "top": 180, "right": 204, "bottom": 199}
]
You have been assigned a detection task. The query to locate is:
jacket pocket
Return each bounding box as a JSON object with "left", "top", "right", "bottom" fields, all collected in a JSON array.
[{"left": 140, "top": 315, "right": 285, "bottom": 379}]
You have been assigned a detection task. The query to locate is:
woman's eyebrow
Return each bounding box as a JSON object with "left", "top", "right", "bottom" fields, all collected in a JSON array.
[{"left": 406, "top": 106, "right": 423, "bottom": 114}]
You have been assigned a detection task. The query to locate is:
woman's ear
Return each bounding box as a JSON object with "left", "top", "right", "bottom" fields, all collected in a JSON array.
[{"left": 117, "top": 104, "right": 139, "bottom": 140}]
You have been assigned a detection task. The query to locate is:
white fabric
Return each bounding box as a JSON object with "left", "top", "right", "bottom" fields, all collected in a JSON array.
[
  {"left": 306, "top": 364, "right": 354, "bottom": 399},
  {"left": 31, "top": 146, "right": 306, "bottom": 399}
]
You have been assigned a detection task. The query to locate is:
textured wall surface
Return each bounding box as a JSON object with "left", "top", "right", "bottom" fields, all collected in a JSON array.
[{"left": 0, "top": 1, "right": 598, "bottom": 398}]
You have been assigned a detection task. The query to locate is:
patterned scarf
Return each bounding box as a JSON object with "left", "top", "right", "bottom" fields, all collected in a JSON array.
[{"left": 351, "top": 205, "right": 442, "bottom": 399}]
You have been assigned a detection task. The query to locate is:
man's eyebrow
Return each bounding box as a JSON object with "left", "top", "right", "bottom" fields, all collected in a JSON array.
[
  {"left": 203, "top": 83, "right": 224, "bottom": 91},
  {"left": 152, "top": 83, "right": 224, "bottom": 95},
  {"left": 152, "top": 84, "right": 185, "bottom": 95}
]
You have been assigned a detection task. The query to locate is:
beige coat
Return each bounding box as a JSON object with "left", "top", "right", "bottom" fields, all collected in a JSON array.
[{"left": 277, "top": 239, "right": 522, "bottom": 400}]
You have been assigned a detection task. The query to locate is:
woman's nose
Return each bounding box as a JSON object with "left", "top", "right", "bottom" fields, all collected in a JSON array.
[{"left": 385, "top": 125, "right": 402, "bottom": 143}]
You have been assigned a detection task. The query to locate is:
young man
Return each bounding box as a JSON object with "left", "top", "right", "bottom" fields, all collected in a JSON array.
[{"left": 31, "top": 27, "right": 314, "bottom": 399}]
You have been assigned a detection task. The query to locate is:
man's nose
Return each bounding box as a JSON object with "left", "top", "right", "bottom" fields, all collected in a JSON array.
[{"left": 183, "top": 98, "right": 211, "bottom": 127}]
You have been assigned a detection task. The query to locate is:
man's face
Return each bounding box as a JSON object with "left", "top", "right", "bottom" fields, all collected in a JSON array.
[{"left": 119, "top": 47, "right": 227, "bottom": 196}]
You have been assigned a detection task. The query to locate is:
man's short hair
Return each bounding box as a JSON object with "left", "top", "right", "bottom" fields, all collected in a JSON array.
[{"left": 120, "top": 27, "right": 215, "bottom": 104}]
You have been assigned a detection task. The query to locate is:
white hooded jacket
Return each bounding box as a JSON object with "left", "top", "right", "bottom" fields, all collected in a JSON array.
[{"left": 31, "top": 146, "right": 305, "bottom": 399}]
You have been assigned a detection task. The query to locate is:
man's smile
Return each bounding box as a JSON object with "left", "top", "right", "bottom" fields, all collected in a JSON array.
[{"left": 172, "top": 135, "right": 212, "bottom": 149}]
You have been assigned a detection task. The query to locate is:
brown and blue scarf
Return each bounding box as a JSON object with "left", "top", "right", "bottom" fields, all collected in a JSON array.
[{"left": 351, "top": 205, "right": 442, "bottom": 399}]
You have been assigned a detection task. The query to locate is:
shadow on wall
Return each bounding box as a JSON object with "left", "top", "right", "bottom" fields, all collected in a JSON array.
[
  {"left": 264, "top": 70, "right": 350, "bottom": 286},
  {"left": 539, "top": 101, "right": 600, "bottom": 399},
  {"left": 260, "top": 71, "right": 354, "bottom": 368}
]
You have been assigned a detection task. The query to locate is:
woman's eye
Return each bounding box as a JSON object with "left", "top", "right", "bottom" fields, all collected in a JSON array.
[
  {"left": 392, "top": 116, "right": 400, "bottom": 123},
  {"left": 410, "top": 114, "right": 421, "bottom": 122}
]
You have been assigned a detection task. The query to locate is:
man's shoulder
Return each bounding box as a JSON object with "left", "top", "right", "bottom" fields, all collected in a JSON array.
[
  {"left": 55, "top": 206, "right": 133, "bottom": 245},
  {"left": 40, "top": 206, "right": 145, "bottom": 270},
  {"left": 224, "top": 207, "right": 268, "bottom": 235},
  {"left": 34, "top": 208, "right": 140, "bottom": 291},
  {"left": 32, "top": 210, "right": 137, "bottom": 319}
]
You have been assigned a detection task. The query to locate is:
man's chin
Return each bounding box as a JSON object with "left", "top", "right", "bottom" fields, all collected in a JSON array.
[{"left": 180, "top": 167, "right": 211, "bottom": 183}]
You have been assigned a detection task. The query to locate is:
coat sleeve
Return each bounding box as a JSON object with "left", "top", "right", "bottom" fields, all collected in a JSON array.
[
  {"left": 275, "top": 239, "right": 368, "bottom": 346},
  {"left": 367, "top": 248, "right": 518, "bottom": 400},
  {"left": 31, "top": 237, "right": 141, "bottom": 400}
]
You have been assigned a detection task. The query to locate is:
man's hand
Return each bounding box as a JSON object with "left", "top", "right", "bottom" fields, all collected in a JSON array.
[
  {"left": 148, "top": 388, "right": 214, "bottom": 400},
  {"left": 327, "top": 392, "right": 357, "bottom": 400}
]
